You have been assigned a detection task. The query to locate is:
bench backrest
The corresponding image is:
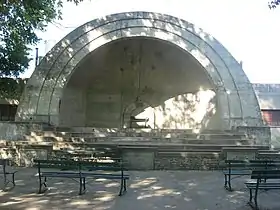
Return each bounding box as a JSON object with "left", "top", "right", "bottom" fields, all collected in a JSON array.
[
  {"left": 79, "top": 159, "right": 124, "bottom": 171},
  {"left": 251, "top": 170, "right": 280, "bottom": 180},
  {"left": 34, "top": 159, "right": 80, "bottom": 171},
  {"left": 34, "top": 159, "right": 125, "bottom": 172},
  {"left": 224, "top": 160, "right": 280, "bottom": 170},
  {"left": 0, "top": 159, "right": 7, "bottom": 174}
]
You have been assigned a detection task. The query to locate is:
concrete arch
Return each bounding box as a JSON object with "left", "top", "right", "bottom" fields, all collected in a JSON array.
[{"left": 16, "top": 11, "right": 263, "bottom": 129}]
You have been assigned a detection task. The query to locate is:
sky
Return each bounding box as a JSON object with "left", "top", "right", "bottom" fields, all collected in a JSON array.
[{"left": 24, "top": 0, "right": 280, "bottom": 84}]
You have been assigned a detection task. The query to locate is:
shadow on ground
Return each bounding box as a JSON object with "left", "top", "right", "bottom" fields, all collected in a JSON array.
[{"left": 0, "top": 169, "right": 279, "bottom": 210}]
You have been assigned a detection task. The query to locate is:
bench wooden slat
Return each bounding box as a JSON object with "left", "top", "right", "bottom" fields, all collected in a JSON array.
[
  {"left": 41, "top": 172, "right": 83, "bottom": 178},
  {"left": 81, "top": 172, "right": 130, "bottom": 179},
  {"left": 34, "top": 159, "right": 78, "bottom": 165},
  {"left": 246, "top": 182, "right": 280, "bottom": 187},
  {"left": 86, "top": 166, "right": 124, "bottom": 171},
  {"left": 251, "top": 170, "right": 280, "bottom": 179},
  {"left": 223, "top": 170, "right": 251, "bottom": 175}
]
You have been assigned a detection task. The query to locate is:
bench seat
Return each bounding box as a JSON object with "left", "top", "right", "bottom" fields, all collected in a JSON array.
[
  {"left": 41, "top": 172, "right": 83, "bottom": 178},
  {"left": 81, "top": 172, "right": 129, "bottom": 179},
  {"left": 245, "top": 182, "right": 280, "bottom": 189},
  {"left": 223, "top": 170, "right": 251, "bottom": 175}
]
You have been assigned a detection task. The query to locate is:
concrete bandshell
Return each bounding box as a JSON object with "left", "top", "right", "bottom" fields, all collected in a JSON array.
[{"left": 16, "top": 11, "right": 263, "bottom": 129}]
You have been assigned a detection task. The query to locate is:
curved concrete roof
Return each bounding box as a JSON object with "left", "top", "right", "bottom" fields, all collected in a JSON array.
[{"left": 16, "top": 11, "right": 263, "bottom": 129}]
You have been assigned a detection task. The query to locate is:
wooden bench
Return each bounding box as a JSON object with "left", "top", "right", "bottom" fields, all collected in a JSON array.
[
  {"left": 129, "top": 116, "right": 149, "bottom": 128},
  {"left": 245, "top": 170, "right": 280, "bottom": 210},
  {"left": 0, "top": 159, "right": 17, "bottom": 189},
  {"left": 34, "top": 159, "right": 129, "bottom": 196},
  {"left": 222, "top": 160, "right": 280, "bottom": 191}
]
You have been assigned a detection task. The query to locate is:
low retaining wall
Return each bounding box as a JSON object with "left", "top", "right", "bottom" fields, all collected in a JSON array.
[
  {"left": 236, "top": 126, "right": 271, "bottom": 146},
  {"left": 0, "top": 141, "right": 269, "bottom": 170},
  {"left": 0, "top": 143, "right": 52, "bottom": 167}
]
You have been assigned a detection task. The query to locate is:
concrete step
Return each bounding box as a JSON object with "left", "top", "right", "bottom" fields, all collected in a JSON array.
[
  {"left": 23, "top": 133, "right": 251, "bottom": 145},
  {"left": 51, "top": 142, "right": 268, "bottom": 152},
  {"left": 157, "top": 151, "right": 221, "bottom": 158},
  {"left": 73, "top": 136, "right": 248, "bottom": 141},
  {"left": 258, "top": 149, "right": 280, "bottom": 153},
  {"left": 41, "top": 126, "right": 71, "bottom": 132},
  {"left": 70, "top": 127, "right": 245, "bottom": 135},
  {"left": 63, "top": 137, "right": 250, "bottom": 145},
  {"left": 28, "top": 130, "right": 246, "bottom": 139},
  {"left": 67, "top": 132, "right": 246, "bottom": 139}
]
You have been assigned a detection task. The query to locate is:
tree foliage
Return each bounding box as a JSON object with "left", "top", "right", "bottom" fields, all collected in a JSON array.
[
  {"left": 0, "top": 0, "right": 83, "bottom": 77},
  {"left": 0, "top": 78, "right": 27, "bottom": 100},
  {"left": 268, "top": 0, "right": 280, "bottom": 9}
]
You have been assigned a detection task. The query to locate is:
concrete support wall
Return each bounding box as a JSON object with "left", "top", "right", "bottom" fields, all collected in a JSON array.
[
  {"left": 253, "top": 84, "right": 280, "bottom": 148},
  {"left": 59, "top": 87, "right": 86, "bottom": 127},
  {"left": 253, "top": 84, "right": 280, "bottom": 109},
  {"left": 85, "top": 91, "right": 121, "bottom": 127}
]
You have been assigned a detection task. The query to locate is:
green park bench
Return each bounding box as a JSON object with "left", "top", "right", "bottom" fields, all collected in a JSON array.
[
  {"left": 0, "top": 159, "right": 17, "bottom": 189},
  {"left": 245, "top": 170, "right": 280, "bottom": 210},
  {"left": 34, "top": 158, "right": 129, "bottom": 196},
  {"left": 222, "top": 159, "right": 280, "bottom": 191}
]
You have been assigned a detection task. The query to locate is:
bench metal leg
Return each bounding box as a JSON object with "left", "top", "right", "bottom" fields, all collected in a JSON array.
[
  {"left": 83, "top": 178, "right": 86, "bottom": 192},
  {"left": 124, "top": 179, "right": 127, "bottom": 192},
  {"left": 38, "top": 176, "right": 47, "bottom": 194},
  {"left": 224, "top": 175, "right": 232, "bottom": 191},
  {"left": 3, "top": 173, "right": 7, "bottom": 188},
  {"left": 3, "top": 172, "right": 17, "bottom": 189},
  {"left": 38, "top": 176, "right": 42, "bottom": 193},
  {"left": 254, "top": 188, "right": 259, "bottom": 210},
  {"left": 228, "top": 174, "right": 232, "bottom": 191},
  {"left": 224, "top": 174, "right": 228, "bottom": 188},
  {"left": 12, "top": 173, "right": 16, "bottom": 187},
  {"left": 79, "top": 177, "right": 86, "bottom": 195},
  {"left": 43, "top": 177, "right": 47, "bottom": 188},
  {"left": 118, "top": 179, "right": 124, "bottom": 196},
  {"left": 79, "top": 177, "right": 83, "bottom": 195},
  {"left": 249, "top": 189, "right": 253, "bottom": 202}
]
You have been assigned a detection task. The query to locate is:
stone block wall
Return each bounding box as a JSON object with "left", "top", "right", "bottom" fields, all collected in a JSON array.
[
  {"left": 236, "top": 126, "right": 271, "bottom": 146},
  {"left": 0, "top": 143, "right": 52, "bottom": 167},
  {"left": 154, "top": 152, "right": 221, "bottom": 170}
]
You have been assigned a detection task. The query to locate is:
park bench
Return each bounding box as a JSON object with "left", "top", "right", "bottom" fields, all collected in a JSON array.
[
  {"left": 245, "top": 170, "right": 280, "bottom": 210},
  {"left": 0, "top": 159, "right": 17, "bottom": 189},
  {"left": 222, "top": 160, "right": 280, "bottom": 191},
  {"left": 34, "top": 159, "right": 129, "bottom": 196},
  {"left": 129, "top": 116, "right": 149, "bottom": 128}
]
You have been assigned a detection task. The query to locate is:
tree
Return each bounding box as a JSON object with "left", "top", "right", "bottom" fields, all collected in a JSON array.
[
  {"left": 0, "top": 0, "right": 83, "bottom": 77},
  {"left": 268, "top": 0, "right": 280, "bottom": 9}
]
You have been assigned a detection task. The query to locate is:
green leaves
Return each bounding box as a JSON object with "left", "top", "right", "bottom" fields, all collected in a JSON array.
[
  {"left": 0, "top": 0, "right": 84, "bottom": 77},
  {"left": 269, "top": 0, "right": 280, "bottom": 9},
  {"left": 0, "top": 78, "right": 27, "bottom": 100}
]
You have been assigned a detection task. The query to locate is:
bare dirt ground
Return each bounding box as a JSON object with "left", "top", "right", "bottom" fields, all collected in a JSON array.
[{"left": 0, "top": 168, "right": 279, "bottom": 210}]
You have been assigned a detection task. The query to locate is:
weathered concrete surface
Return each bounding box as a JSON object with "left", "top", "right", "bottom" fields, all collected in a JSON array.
[
  {"left": 1, "top": 169, "right": 280, "bottom": 210},
  {"left": 252, "top": 83, "right": 280, "bottom": 148},
  {"left": 0, "top": 122, "right": 28, "bottom": 140},
  {"left": 271, "top": 127, "right": 280, "bottom": 148},
  {"left": 236, "top": 126, "right": 271, "bottom": 146},
  {"left": 16, "top": 11, "right": 263, "bottom": 130},
  {"left": 253, "top": 83, "right": 280, "bottom": 109},
  {"left": 62, "top": 37, "right": 218, "bottom": 129}
]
